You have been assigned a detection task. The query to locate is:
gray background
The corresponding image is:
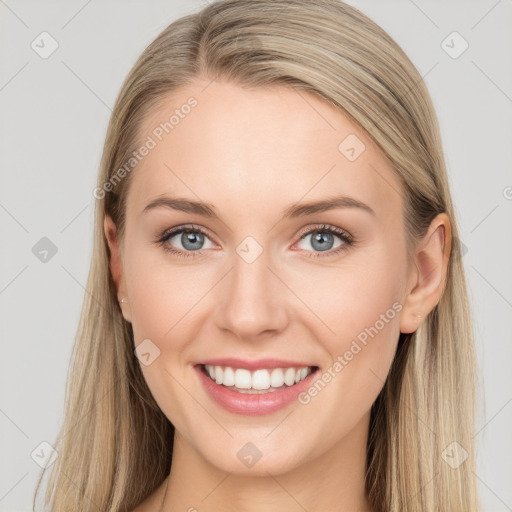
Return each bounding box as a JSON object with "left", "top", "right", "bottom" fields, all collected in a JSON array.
[{"left": 1, "top": 1, "right": 511, "bottom": 510}]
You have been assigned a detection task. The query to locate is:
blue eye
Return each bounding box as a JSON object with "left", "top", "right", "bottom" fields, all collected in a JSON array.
[
  {"left": 157, "top": 224, "right": 214, "bottom": 258},
  {"left": 294, "top": 224, "right": 354, "bottom": 259},
  {"left": 156, "top": 223, "right": 354, "bottom": 259}
]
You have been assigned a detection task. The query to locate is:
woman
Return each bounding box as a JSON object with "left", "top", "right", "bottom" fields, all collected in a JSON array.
[{"left": 34, "top": 1, "right": 479, "bottom": 511}]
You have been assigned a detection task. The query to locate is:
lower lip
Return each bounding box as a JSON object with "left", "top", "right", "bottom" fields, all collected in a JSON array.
[{"left": 195, "top": 365, "right": 318, "bottom": 416}]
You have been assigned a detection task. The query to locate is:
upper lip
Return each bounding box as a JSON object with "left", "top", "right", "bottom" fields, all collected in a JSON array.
[{"left": 196, "top": 357, "right": 317, "bottom": 371}]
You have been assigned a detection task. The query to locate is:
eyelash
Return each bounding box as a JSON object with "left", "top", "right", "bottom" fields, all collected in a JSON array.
[{"left": 155, "top": 223, "right": 355, "bottom": 260}]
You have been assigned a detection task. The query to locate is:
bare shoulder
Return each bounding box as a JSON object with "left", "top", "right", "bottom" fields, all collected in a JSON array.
[{"left": 129, "top": 478, "right": 168, "bottom": 512}]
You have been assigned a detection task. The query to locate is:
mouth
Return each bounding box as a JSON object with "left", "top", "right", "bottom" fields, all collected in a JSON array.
[
  {"left": 194, "top": 361, "right": 319, "bottom": 415},
  {"left": 199, "top": 364, "right": 318, "bottom": 394}
]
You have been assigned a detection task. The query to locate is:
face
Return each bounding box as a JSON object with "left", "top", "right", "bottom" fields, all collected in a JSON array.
[{"left": 107, "top": 79, "right": 417, "bottom": 475}]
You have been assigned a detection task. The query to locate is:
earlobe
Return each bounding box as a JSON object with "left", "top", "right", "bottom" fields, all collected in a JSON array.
[
  {"left": 399, "top": 213, "right": 452, "bottom": 334},
  {"left": 104, "top": 215, "right": 132, "bottom": 323}
]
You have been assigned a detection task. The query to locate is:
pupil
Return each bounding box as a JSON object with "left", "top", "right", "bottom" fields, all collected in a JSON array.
[
  {"left": 182, "top": 231, "right": 203, "bottom": 250},
  {"left": 312, "top": 232, "right": 333, "bottom": 252}
]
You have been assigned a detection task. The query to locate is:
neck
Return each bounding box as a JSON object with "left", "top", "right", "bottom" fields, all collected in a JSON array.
[{"left": 160, "top": 412, "right": 373, "bottom": 512}]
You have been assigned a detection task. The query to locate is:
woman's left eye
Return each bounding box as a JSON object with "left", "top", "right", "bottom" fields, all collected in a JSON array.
[
  {"left": 294, "top": 224, "right": 354, "bottom": 258},
  {"left": 156, "top": 223, "right": 354, "bottom": 259}
]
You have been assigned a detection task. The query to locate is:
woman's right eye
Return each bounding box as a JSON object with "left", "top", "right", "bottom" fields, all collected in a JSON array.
[{"left": 157, "top": 225, "right": 215, "bottom": 258}]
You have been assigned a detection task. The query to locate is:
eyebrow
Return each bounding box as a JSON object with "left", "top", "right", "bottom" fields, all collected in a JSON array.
[{"left": 141, "top": 195, "right": 375, "bottom": 220}]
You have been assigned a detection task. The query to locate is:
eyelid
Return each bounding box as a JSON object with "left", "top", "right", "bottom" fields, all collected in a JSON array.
[
  {"left": 158, "top": 223, "right": 353, "bottom": 243},
  {"left": 156, "top": 222, "right": 354, "bottom": 258},
  {"left": 160, "top": 223, "right": 217, "bottom": 242},
  {"left": 295, "top": 223, "right": 353, "bottom": 242},
  {"left": 158, "top": 223, "right": 219, "bottom": 249}
]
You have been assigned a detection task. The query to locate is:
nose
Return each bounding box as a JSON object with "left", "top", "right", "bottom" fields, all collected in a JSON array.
[{"left": 213, "top": 247, "right": 290, "bottom": 341}]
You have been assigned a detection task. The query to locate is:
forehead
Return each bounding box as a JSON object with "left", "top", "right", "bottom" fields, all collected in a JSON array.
[{"left": 126, "top": 79, "right": 403, "bottom": 224}]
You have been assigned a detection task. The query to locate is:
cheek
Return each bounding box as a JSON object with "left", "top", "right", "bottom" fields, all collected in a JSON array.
[
  {"left": 123, "top": 244, "right": 201, "bottom": 428},
  {"left": 123, "top": 240, "right": 203, "bottom": 343},
  {"left": 295, "top": 242, "right": 406, "bottom": 346},
  {"left": 299, "top": 245, "right": 405, "bottom": 408}
]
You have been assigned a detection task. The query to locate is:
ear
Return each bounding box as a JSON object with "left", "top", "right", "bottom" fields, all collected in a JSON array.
[
  {"left": 104, "top": 215, "right": 132, "bottom": 323},
  {"left": 399, "top": 212, "right": 452, "bottom": 334}
]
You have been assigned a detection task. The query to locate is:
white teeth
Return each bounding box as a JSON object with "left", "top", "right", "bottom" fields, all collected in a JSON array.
[
  {"left": 234, "top": 369, "right": 252, "bottom": 389},
  {"left": 284, "top": 368, "right": 296, "bottom": 386},
  {"left": 252, "top": 369, "right": 270, "bottom": 390},
  {"left": 270, "top": 368, "right": 284, "bottom": 388},
  {"left": 203, "top": 364, "right": 313, "bottom": 391},
  {"left": 223, "top": 366, "right": 235, "bottom": 386}
]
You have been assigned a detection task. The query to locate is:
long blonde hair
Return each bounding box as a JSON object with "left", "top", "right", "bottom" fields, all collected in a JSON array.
[{"left": 34, "top": 1, "right": 479, "bottom": 510}]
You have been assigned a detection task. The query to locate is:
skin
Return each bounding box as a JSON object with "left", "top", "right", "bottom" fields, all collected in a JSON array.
[{"left": 104, "top": 79, "right": 451, "bottom": 512}]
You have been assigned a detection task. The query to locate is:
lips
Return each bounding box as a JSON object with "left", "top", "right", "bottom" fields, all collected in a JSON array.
[{"left": 194, "top": 359, "right": 319, "bottom": 415}]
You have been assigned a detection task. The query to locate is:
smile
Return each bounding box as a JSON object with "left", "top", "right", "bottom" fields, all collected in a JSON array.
[
  {"left": 195, "top": 362, "right": 319, "bottom": 415},
  {"left": 203, "top": 364, "right": 314, "bottom": 393}
]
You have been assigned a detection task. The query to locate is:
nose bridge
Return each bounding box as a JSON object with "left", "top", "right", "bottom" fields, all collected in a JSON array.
[{"left": 215, "top": 236, "right": 288, "bottom": 339}]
